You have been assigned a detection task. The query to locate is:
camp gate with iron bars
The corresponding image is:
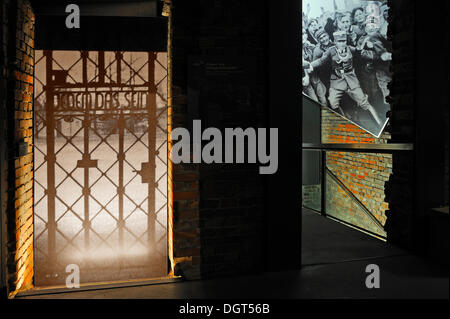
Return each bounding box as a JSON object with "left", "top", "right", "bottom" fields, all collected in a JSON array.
[{"left": 33, "top": 50, "right": 168, "bottom": 286}]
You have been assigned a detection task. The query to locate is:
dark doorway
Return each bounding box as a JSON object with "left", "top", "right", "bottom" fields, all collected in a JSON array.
[{"left": 31, "top": 3, "right": 169, "bottom": 287}]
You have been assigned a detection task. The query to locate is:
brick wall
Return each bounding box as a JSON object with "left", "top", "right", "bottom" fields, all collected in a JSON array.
[
  {"left": 0, "top": 0, "right": 441, "bottom": 292},
  {"left": 2, "top": 0, "right": 266, "bottom": 288},
  {"left": 0, "top": 0, "right": 9, "bottom": 295},
  {"left": 322, "top": 110, "right": 392, "bottom": 145},
  {"left": 319, "top": 0, "right": 419, "bottom": 241},
  {"left": 319, "top": 0, "right": 445, "bottom": 251},
  {"left": 169, "top": 0, "right": 265, "bottom": 279},
  {"left": 166, "top": 0, "right": 202, "bottom": 277},
  {"left": 322, "top": 108, "right": 392, "bottom": 236},
  {"left": 2, "top": 0, "right": 35, "bottom": 296},
  {"left": 383, "top": 0, "right": 416, "bottom": 248},
  {"left": 325, "top": 150, "right": 391, "bottom": 236}
]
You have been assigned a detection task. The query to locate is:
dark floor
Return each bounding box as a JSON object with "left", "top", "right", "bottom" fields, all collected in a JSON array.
[{"left": 19, "top": 209, "right": 449, "bottom": 299}]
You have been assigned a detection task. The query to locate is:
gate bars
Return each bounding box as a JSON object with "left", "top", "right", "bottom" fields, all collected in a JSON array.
[{"left": 33, "top": 50, "right": 168, "bottom": 285}]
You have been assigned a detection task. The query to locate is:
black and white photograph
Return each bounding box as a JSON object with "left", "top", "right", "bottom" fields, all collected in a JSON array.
[{"left": 302, "top": 0, "right": 391, "bottom": 137}]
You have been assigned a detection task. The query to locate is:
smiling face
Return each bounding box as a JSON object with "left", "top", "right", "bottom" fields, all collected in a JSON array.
[
  {"left": 365, "top": 23, "right": 380, "bottom": 36},
  {"left": 308, "top": 20, "right": 319, "bottom": 34},
  {"left": 319, "top": 33, "right": 330, "bottom": 46},
  {"left": 354, "top": 9, "right": 365, "bottom": 24},
  {"left": 338, "top": 15, "right": 351, "bottom": 31},
  {"left": 335, "top": 38, "right": 347, "bottom": 51}
]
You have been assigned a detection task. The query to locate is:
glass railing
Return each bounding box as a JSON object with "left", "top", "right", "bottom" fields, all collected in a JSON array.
[
  {"left": 302, "top": 149, "right": 322, "bottom": 212},
  {"left": 324, "top": 150, "right": 390, "bottom": 238},
  {"left": 325, "top": 166, "right": 387, "bottom": 238},
  {"left": 302, "top": 147, "right": 391, "bottom": 239}
]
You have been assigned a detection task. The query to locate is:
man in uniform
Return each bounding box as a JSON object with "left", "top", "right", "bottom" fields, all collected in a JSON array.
[
  {"left": 302, "top": 28, "right": 331, "bottom": 106},
  {"left": 302, "top": 28, "right": 319, "bottom": 102},
  {"left": 313, "top": 28, "right": 334, "bottom": 60},
  {"left": 312, "top": 29, "right": 335, "bottom": 105},
  {"left": 310, "top": 30, "right": 382, "bottom": 127},
  {"left": 357, "top": 18, "right": 392, "bottom": 104}
]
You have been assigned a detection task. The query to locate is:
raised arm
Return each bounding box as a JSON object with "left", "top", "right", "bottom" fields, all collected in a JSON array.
[{"left": 311, "top": 47, "right": 332, "bottom": 69}]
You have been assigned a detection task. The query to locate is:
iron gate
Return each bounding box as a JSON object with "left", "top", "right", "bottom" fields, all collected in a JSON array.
[{"left": 33, "top": 50, "right": 168, "bottom": 286}]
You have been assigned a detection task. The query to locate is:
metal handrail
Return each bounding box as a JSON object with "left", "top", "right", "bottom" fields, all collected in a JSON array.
[{"left": 303, "top": 143, "right": 413, "bottom": 153}]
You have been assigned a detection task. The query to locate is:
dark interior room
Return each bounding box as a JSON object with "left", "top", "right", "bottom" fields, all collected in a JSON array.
[{"left": 0, "top": 0, "right": 448, "bottom": 305}]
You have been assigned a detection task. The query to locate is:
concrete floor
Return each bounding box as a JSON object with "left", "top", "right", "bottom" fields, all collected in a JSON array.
[{"left": 19, "top": 209, "right": 449, "bottom": 299}]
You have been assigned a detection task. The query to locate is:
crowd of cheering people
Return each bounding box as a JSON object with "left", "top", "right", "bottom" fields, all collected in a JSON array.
[{"left": 302, "top": 1, "right": 391, "bottom": 129}]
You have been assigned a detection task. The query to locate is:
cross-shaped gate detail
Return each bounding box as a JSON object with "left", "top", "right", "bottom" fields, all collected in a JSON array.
[{"left": 33, "top": 50, "right": 168, "bottom": 286}]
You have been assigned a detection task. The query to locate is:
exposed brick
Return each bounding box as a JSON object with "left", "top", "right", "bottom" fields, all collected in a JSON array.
[
  {"left": 309, "top": 0, "right": 416, "bottom": 240},
  {"left": 169, "top": 0, "right": 265, "bottom": 279},
  {"left": 2, "top": 0, "right": 35, "bottom": 295}
]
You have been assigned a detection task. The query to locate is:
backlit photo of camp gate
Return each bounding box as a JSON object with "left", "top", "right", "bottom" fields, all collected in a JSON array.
[
  {"left": 302, "top": 0, "right": 391, "bottom": 137},
  {"left": 33, "top": 50, "right": 168, "bottom": 286}
]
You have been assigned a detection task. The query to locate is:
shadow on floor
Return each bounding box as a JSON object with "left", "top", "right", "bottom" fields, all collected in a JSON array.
[{"left": 19, "top": 209, "right": 449, "bottom": 299}]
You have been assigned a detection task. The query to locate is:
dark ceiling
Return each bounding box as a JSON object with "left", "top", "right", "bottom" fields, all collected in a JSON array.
[
  {"left": 29, "top": 0, "right": 162, "bottom": 17},
  {"left": 31, "top": 0, "right": 167, "bottom": 51}
]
